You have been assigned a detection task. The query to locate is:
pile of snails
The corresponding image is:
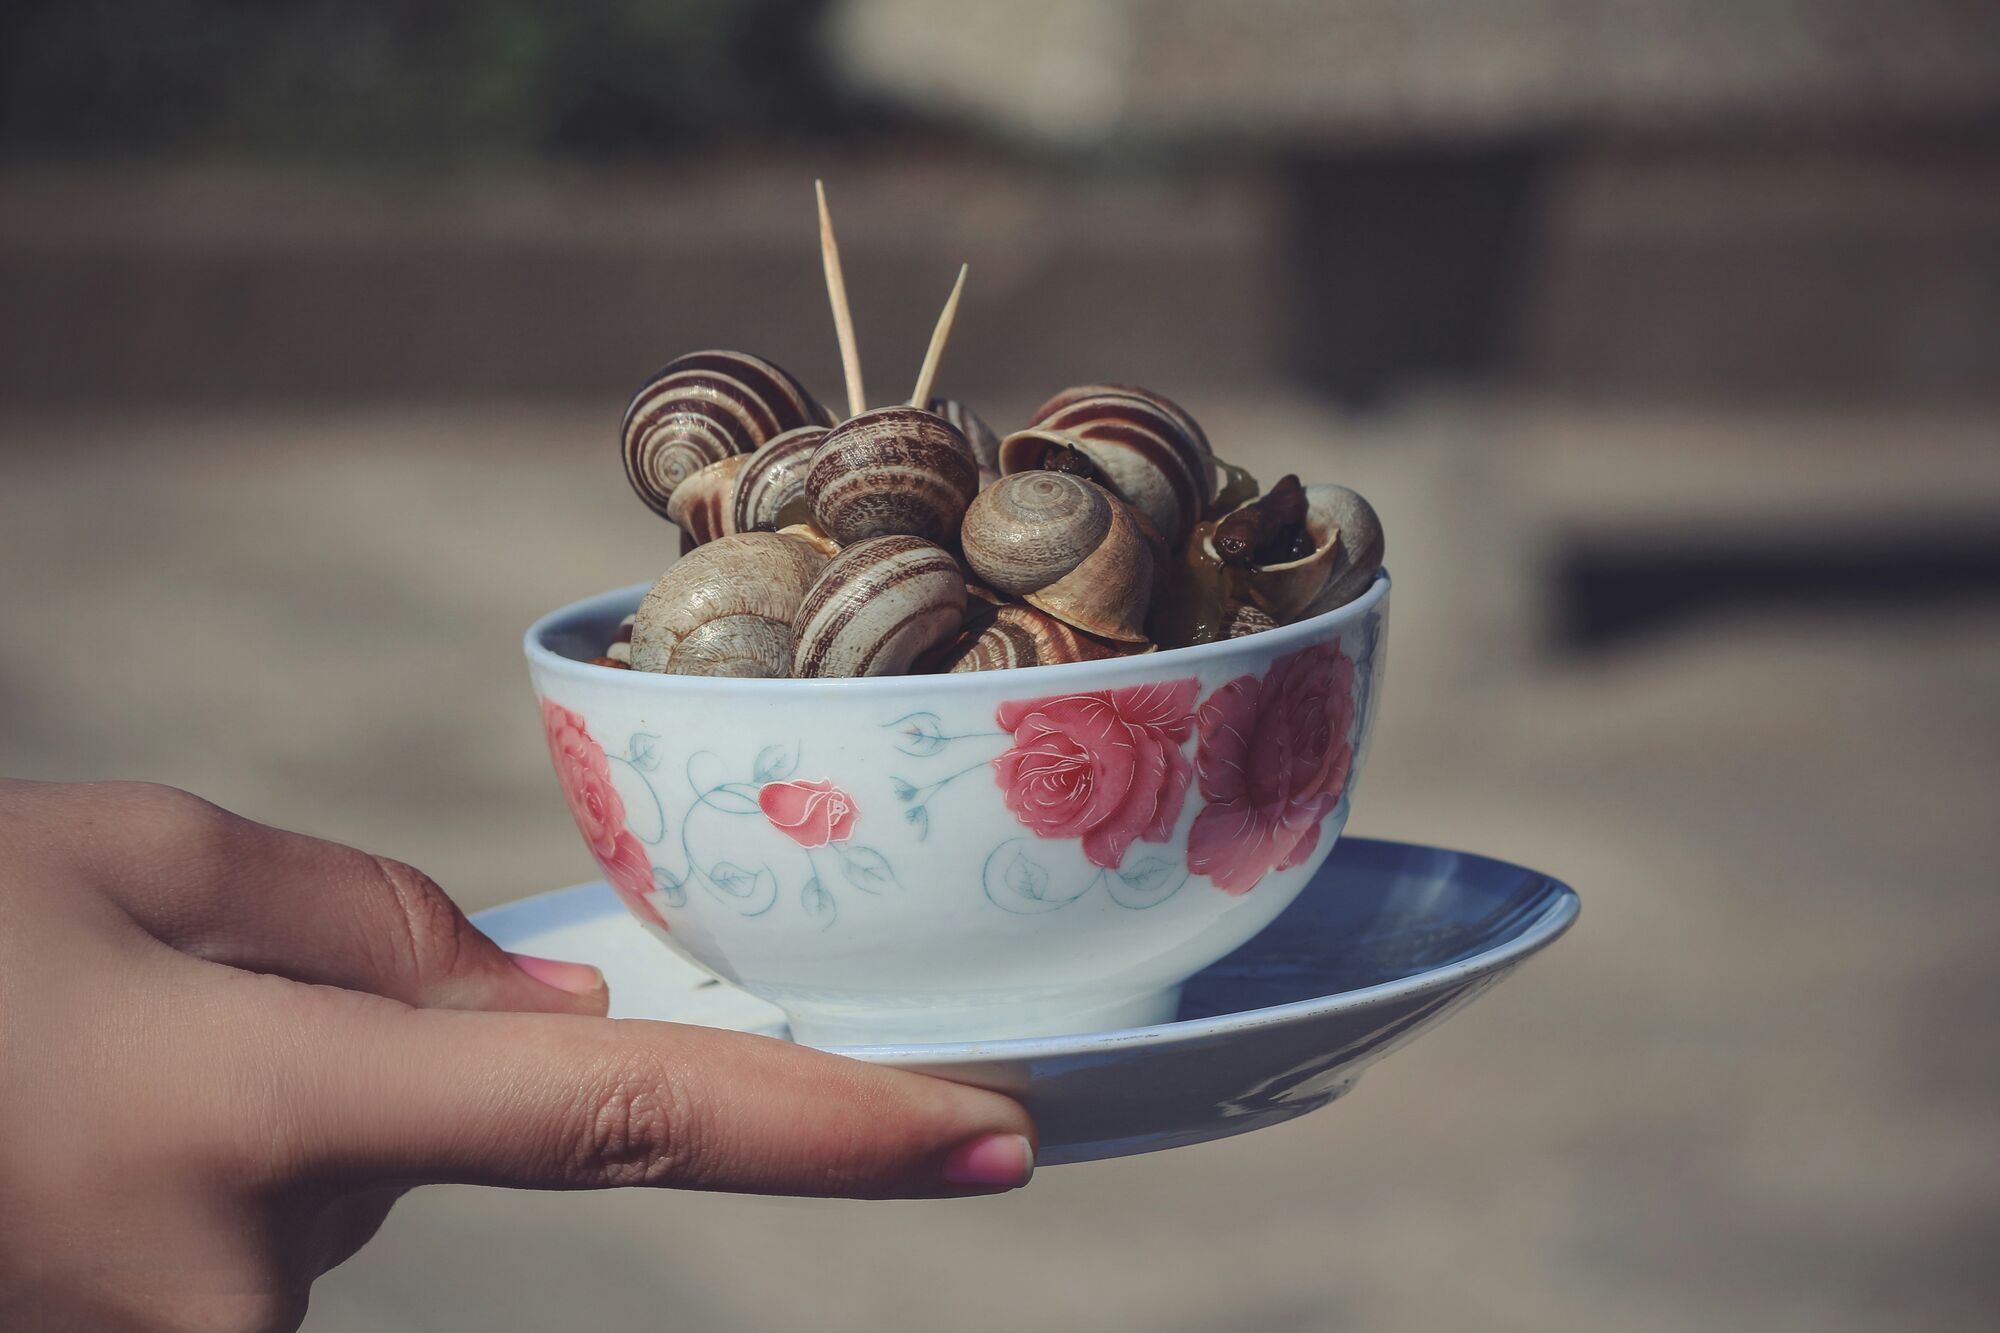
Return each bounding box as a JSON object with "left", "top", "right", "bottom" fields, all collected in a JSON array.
[{"left": 595, "top": 186, "right": 1383, "bottom": 680}]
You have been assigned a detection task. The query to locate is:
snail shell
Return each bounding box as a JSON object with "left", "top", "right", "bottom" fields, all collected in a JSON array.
[
  {"left": 926, "top": 396, "right": 1002, "bottom": 486},
  {"left": 630, "top": 532, "right": 828, "bottom": 677},
  {"left": 604, "top": 614, "right": 636, "bottom": 664},
  {"left": 776, "top": 520, "right": 842, "bottom": 559},
  {"left": 731, "top": 425, "right": 829, "bottom": 533},
  {"left": 1220, "top": 602, "right": 1279, "bottom": 639},
  {"left": 999, "top": 385, "right": 1216, "bottom": 545},
  {"left": 960, "top": 471, "right": 1154, "bottom": 644},
  {"left": 665, "top": 453, "right": 749, "bottom": 547},
  {"left": 1209, "top": 483, "right": 1386, "bottom": 622},
  {"left": 621, "top": 350, "right": 834, "bottom": 520},
  {"left": 806, "top": 406, "right": 979, "bottom": 547},
  {"left": 925, "top": 601, "right": 1127, "bottom": 673},
  {"left": 791, "top": 536, "right": 967, "bottom": 678}
]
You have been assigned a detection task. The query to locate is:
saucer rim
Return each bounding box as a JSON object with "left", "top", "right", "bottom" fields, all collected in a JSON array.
[{"left": 473, "top": 836, "right": 1578, "bottom": 1063}]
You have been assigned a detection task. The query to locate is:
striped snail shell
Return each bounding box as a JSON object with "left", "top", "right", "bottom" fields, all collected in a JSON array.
[
  {"left": 791, "top": 536, "right": 967, "bottom": 678},
  {"left": 621, "top": 350, "right": 834, "bottom": 520},
  {"left": 1208, "top": 482, "right": 1385, "bottom": 622},
  {"left": 959, "top": 471, "right": 1154, "bottom": 644},
  {"left": 731, "top": 425, "right": 829, "bottom": 533},
  {"left": 665, "top": 453, "right": 749, "bottom": 547},
  {"left": 999, "top": 385, "right": 1217, "bottom": 544},
  {"left": 806, "top": 406, "right": 980, "bottom": 547},
  {"left": 630, "top": 532, "right": 829, "bottom": 677},
  {"left": 924, "top": 601, "right": 1127, "bottom": 673},
  {"left": 926, "top": 396, "right": 1002, "bottom": 487}
]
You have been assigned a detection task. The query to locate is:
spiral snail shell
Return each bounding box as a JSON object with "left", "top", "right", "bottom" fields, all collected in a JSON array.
[
  {"left": 621, "top": 350, "right": 834, "bottom": 520},
  {"left": 665, "top": 453, "right": 749, "bottom": 547},
  {"left": 731, "top": 425, "right": 829, "bottom": 533},
  {"left": 924, "top": 600, "right": 1126, "bottom": 673},
  {"left": 630, "top": 531, "right": 829, "bottom": 677},
  {"left": 959, "top": 471, "right": 1154, "bottom": 644},
  {"left": 806, "top": 406, "right": 979, "bottom": 547},
  {"left": 791, "top": 536, "right": 968, "bottom": 678},
  {"left": 999, "top": 385, "right": 1217, "bottom": 544},
  {"left": 926, "top": 396, "right": 1002, "bottom": 486}
]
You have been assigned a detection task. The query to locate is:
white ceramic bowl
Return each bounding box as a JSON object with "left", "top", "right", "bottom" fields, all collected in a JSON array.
[{"left": 524, "top": 573, "right": 1388, "bottom": 1044}]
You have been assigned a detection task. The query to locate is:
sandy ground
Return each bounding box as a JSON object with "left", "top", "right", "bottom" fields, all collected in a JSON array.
[{"left": 3, "top": 395, "right": 1997, "bottom": 1331}]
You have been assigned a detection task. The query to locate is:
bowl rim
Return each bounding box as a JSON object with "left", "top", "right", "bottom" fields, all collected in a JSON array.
[{"left": 525, "top": 569, "right": 1388, "bottom": 694}]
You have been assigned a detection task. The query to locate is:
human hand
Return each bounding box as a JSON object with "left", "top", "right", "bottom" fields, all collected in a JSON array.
[{"left": 0, "top": 780, "right": 1035, "bottom": 1333}]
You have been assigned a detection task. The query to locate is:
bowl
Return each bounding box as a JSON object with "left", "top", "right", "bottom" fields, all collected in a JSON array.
[{"left": 523, "top": 572, "right": 1389, "bottom": 1044}]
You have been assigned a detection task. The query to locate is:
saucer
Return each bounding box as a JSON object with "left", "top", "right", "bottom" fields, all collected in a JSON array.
[{"left": 472, "top": 837, "right": 1578, "bottom": 1165}]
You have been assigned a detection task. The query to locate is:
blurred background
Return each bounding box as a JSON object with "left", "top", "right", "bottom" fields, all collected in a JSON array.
[{"left": 4, "top": 1, "right": 1998, "bottom": 1328}]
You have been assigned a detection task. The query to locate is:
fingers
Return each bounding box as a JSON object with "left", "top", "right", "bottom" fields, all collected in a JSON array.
[
  {"left": 281, "top": 993, "right": 1036, "bottom": 1200},
  {"left": 65, "top": 782, "right": 604, "bottom": 1016}
]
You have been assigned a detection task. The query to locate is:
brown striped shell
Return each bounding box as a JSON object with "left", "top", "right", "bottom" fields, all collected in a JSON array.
[
  {"left": 924, "top": 601, "right": 1127, "bottom": 673},
  {"left": 959, "top": 472, "right": 1154, "bottom": 644},
  {"left": 665, "top": 453, "right": 748, "bottom": 547},
  {"left": 630, "top": 532, "right": 828, "bottom": 677},
  {"left": 731, "top": 425, "right": 829, "bottom": 533},
  {"left": 1000, "top": 385, "right": 1217, "bottom": 544},
  {"left": 926, "top": 396, "right": 1002, "bottom": 486},
  {"left": 806, "top": 406, "right": 979, "bottom": 547},
  {"left": 621, "top": 351, "right": 834, "bottom": 520},
  {"left": 791, "top": 536, "right": 967, "bottom": 678}
]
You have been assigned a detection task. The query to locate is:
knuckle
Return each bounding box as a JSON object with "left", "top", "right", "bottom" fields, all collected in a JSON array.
[
  {"left": 566, "top": 1052, "right": 702, "bottom": 1188},
  {"left": 364, "top": 854, "right": 469, "bottom": 989}
]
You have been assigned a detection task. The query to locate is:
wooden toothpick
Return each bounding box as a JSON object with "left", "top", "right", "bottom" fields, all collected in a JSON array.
[
  {"left": 816, "top": 180, "right": 867, "bottom": 418},
  {"left": 909, "top": 263, "right": 968, "bottom": 409}
]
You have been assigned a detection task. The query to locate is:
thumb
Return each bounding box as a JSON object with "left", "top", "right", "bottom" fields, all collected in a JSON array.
[{"left": 282, "top": 995, "right": 1037, "bottom": 1199}]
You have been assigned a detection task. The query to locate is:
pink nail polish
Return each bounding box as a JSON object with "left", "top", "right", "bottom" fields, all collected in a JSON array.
[
  {"left": 509, "top": 952, "right": 605, "bottom": 997},
  {"left": 942, "top": 1133, "right": 1035, "bottom": 1190}
]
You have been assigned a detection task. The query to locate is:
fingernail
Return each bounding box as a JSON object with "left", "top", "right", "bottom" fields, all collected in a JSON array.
[
  {"left": 509, "top": 952, "right": 605, "bottom": 997},
  {"left": 942, "top": 1133, "right": 1035, "bottom": 1190}
]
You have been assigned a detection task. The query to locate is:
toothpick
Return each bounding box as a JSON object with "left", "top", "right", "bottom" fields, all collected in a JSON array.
[
  {"left": 816, "top": 180, "right": 866, "bottom": 418},
  {"left": 909, "top": 263, "right": 968, "bottom": 409}
]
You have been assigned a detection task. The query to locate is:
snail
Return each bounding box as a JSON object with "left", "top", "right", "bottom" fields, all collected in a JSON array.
[
  {"left": 629, "top": 531, "right": 829, "bottom": 677},
  {"left": 776, "top": 520, "right": 842, "bottom": 559},
  {"left": 998, "top": 385, "right": 1217, "bottom": 544},
  {"left": 960, "top": 471, "right": 1154, "bottom": 644},
  {"left": 665, "top": 453, "right": 749, "bottom": 547},
  {"left": 805, "top": 406, "right": 980, "bottom": 548},
  {"left": 621, "top": 350, "right": 834, "bottom": 520},
  {"left": 926, "top": 396, "right": 1002, "bottom": 487},
  {"left": 600, "top": 613, "right": 637, "bottom": 665},
  {"left": 731, "top": 425, "right": 829, "bottom": 533},
  {"left": 923, "top": 600, "right": 1128, "bottom": 673},
  {"left": 791, "top": 536, "right": 967, "bottom": 678},
  {"left": 1208, "top": 480, "right": 1385, "bottom": 622},
  {"left": 1220, "top": 603, "right": 1279, "bottom": 639}
]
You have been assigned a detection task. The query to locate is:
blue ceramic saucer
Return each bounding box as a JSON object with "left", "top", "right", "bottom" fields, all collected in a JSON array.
[{"left": 472, "top": 838, "right": 1577, "bottom": 1165}]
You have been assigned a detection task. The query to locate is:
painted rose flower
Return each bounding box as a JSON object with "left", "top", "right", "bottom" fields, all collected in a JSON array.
[
  {"left": 539, "top": 698, "right": 666, "bottom": 929},
  {"left": 759, "top": 778, "right": 859, "bottom": 848},
  {"left": 1187, "top": 644, "right": 1357, "bottom": 895},
  {"left": 992, "top": 680, "right": 1200, "bottom": 870}
]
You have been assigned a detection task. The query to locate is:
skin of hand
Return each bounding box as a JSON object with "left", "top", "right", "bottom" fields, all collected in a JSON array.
[{"left": 0, "top": 780, "right": 1036, "bottom": 1333}]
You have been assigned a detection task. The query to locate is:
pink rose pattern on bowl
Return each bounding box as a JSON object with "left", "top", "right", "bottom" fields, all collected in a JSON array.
[
  {"left": 1188, "top": 643, "right": 1356, "bottom": 895},
  {"left": 539, "top": 699, "right": 666, "bottom": 929},
  {"left": 991, "top": 681, "right": 1198, "bottom": 871},
  {"left": 758, "top": 778, "right": 860, "bottom": 848},
  {"left": 539, "top": 643, "right": 1362, "bottom": 929}
]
